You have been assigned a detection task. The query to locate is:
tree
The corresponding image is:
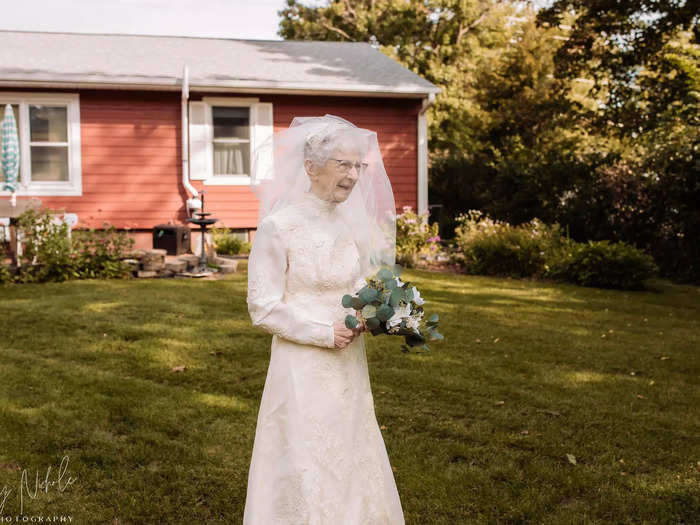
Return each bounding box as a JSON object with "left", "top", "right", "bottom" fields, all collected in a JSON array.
[
  {"left": 278, "top": 0, "right": 518, "bottom": 153},
  {"left": 278, "top": 1, "right": 700, "bottom": 281},
  {"left": 430, "top": 5, "right": 599, "bottom": 228},
  {"left": 535, "top": 0, "right": 699, "bottom": 131},
  {"left": 279, "top": 1, "right": 594, "bottom": 228}
]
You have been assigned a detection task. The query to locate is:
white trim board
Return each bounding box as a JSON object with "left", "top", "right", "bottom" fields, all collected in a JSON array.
[
  {"left": 417, "top": 108, "right": 428, "bottom": 215},
  {"left": 0, "top": 80, "right": 437, "bottom": 99}
]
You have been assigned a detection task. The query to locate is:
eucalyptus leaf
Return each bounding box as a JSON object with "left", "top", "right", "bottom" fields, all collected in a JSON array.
[
  {"left": 385, "top": 279, "right": 397, "bottom": 290},
  {"left": 366, "top": 317, "right": 380, "bottom": 330},
  {"left": 362, "top": 304, "right": 377, "bottom": 319},
  {"left": 428, "top": 314, "right": 439, "bottom": 323},
  {"left": 351, "top": 297, "right": 364, "bottom": 310},
  {"left": 405, "top": 333, "right": 425, "bottom": 347},
  {"left": 392, "top": 264, "right": 403, "bottom": 276},
  {"left": 377, "top": 268, "right": 393, "bottom": 281},
  {"left": 370, "top": 324, "right": 385, "bottom": 336},
  {"left": 341, "top": 294, "right": 353, "bottom": 308},
  {"left": 359, "top": 287, "right": 379, "bottom": 304},
  {"left": 345, "top": 315, "right": 359, "bottom": 329},
  {"left": 376, "top": 304, "right": 394, "bottom": 322},
  {"left": 389, "top": 288, "right": 404, "bottom": 306}
]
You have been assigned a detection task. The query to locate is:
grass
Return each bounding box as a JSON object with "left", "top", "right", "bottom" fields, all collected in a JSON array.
[{"left": 0, "top": 270, "right": 698, "bottom": 524}]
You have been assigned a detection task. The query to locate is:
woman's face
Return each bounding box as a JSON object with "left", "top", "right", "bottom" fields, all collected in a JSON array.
[{"left": 306, "top": 144, "right": 365, "bottom": 203}]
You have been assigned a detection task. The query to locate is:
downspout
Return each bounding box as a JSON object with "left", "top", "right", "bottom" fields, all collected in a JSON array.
[
  {"left": 417, "top": 92, "right": 435, "bottom": 215},
  {"left": 181, "top": 64, "right": 200, "bottom": 217}
]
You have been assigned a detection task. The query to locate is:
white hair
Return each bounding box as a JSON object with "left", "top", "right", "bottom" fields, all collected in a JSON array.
[{"left": 303, "top": 124, "right": 368, "bottom": 167}]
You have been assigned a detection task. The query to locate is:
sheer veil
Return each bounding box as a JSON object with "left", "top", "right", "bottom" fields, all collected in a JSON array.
[{"left": 250, "top": 114, "right": 396, "bottom": 275}]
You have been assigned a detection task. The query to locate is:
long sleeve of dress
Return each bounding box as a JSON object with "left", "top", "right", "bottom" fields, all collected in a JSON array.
[{"left": 247, "top": 218, "right": 336, "bottom": 349}]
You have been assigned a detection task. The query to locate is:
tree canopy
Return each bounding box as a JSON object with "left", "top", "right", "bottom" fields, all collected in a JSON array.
[{"left": 277, "top": 0, "right": 699, "bottom": 282}]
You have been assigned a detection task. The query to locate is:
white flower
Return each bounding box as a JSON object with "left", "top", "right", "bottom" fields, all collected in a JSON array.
[
  {"left": 394, "top": 277, "right": 404, "bottom": 287},
  {"left": 405, "top": 315, "right": 420, "bottom": 333},
  {"left": 386, "top": 303, "right": 410, "bottom": 330},
  {"left": 411, "top": 286, "right": 425, "bottom": 306}
]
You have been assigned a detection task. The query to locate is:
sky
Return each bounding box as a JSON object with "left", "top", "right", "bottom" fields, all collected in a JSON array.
[
  {"left": 0, "top": 0, "right": 299, "bottom": 40},
  {"left": 0, "top": 0, "right": 554, "bottom": 41}
]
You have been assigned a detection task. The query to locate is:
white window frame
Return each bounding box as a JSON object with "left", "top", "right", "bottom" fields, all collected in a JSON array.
[
  {"left": 0, "top": 92, "right": 82, "bottom": 196},
  {"left": 202, "top": 96, "right": 259, "bottom": 186}
]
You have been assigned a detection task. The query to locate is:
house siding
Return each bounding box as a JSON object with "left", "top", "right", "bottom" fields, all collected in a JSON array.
[{"left": 4, "top": 88, "right": 421, "bottom": 240}]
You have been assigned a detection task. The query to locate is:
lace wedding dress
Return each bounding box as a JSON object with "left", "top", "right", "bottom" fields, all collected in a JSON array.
[{"left": 243, "top": 190, "right": 405, "bottom": 525}]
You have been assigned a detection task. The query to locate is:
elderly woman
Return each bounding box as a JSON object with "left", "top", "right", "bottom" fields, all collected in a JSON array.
[{"left": 242, "top": 115, "right": 404, "bottom": 524}]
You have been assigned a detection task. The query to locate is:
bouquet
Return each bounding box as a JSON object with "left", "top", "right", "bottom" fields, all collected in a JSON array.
[{"left": 341, "top": 264, "right": 443, "bottom": 353}]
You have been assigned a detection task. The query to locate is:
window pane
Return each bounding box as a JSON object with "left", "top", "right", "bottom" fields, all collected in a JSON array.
[
  {"left": 213, "top": 106, "right": 249, "bottom": 140},
  {"left": 0, "top": 104, "right": 20, "bottom": 184},
  {"left": 214, "top": 142, "right": 249, "bottom": 175},
  {"left": 30, "top": 105, "right": 68, "bottom": 142},
  {"left": 30, "top": 146, "right": 69, "bottom": 181}
]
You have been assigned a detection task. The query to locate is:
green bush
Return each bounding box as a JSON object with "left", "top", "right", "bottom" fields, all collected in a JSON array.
[
  {"left": 10, "top": 209, "right": 134, "bottom": 283},
  {"left": 396, "top": 206, "right": 441, "bottom": 268},
  {"left": 452, "top": 210, "right": 657, "bottom": 289},
  {"left": 0, "top": 242, "right": 11, "bottom": 285},
  {"left": 453, "top": 210, "right": 565, "bottom": 278},
  {"left": 72, "top": 223, "right": 135, "bottom": 279},
  {"left": 0, "top": 264, "right": 10, "bottom": 285},
  {"left": 212, "top": 227, "right": 251, "bottom": 255},
  {"left": 14, "top": 208, "right": 77, "bottom": 283},
  {"left": 545, "top": 239, "right": 658, "bottom": 290}
]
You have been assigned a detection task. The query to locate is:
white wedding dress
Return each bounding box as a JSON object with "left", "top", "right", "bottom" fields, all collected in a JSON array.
[{"left": 243, "top": 190, "right": 405, "bottom": 525}]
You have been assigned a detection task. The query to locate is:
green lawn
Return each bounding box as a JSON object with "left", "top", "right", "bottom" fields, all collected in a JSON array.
[{"left": 0, "top": 271, "right": 698, "bottom": 524}]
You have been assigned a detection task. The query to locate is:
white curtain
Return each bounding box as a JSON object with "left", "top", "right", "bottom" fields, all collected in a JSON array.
[{"left": 214, "top": 143, "right": 248, "bottom": 175}]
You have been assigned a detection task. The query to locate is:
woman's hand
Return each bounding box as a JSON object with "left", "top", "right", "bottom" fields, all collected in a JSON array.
[{"left": 333, "top": 321, "right": 364, "bottom": 349}]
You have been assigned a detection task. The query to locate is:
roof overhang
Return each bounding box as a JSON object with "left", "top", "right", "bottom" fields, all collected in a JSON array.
[{"left": 0, "top": 78, "right": 441, "bottom": 99}]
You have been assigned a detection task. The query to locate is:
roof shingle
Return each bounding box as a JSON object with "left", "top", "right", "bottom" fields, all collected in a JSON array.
[{"left": 0, "top": 30, "right": 441, "bottom": 97}]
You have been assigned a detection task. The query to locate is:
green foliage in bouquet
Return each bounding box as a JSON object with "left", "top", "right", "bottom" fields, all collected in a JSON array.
[{"left": 341, "top": 264, "right": 443, "bottom": 353}]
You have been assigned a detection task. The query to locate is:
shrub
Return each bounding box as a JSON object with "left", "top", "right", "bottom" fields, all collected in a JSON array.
[
  {"left": 14, "top": 208, "right": 78, "bottom": 283},
  {"left": 452, "top": 210, "right": 656, "bottom": 289},
  {"left": 0, "top": 264, "right": 10, "bottom": 285},
  {"left": 396, "top": 206, "right": 441, "bottom": 268},
  {"left": 71, "top": 223, "right": 135, "bottom": 279},
  {"left": 0, "top": 243, "right": 11, "bottom": 285},
  {"left": 10, "top": 209, "right": 135, "bottom": 283},
  {"left": 453, "top": 210, "right": 566, "bottom": 278},
  {"left": 545, "top": 239, "right": 658, "bottom": 290},
  {"left": 211, "top": 227, "right": 251, "bottom": 255}
]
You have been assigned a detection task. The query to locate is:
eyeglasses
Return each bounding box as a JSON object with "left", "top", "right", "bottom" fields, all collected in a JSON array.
[{"left": 328, "top": 158, "right": 369, "bottom": 174}]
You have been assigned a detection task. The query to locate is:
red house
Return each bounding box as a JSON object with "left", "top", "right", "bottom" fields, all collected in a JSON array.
[{"left": 0, "top": 30, "right": 440, "bottom": 250}]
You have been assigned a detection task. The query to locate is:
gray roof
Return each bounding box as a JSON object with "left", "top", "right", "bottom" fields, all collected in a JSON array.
[{"left": 0, "top": 30, "right": 440, "bottom": 98}]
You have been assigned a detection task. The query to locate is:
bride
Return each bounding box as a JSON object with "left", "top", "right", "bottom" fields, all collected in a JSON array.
[{"left": 243, "top": 114, "right": 405, "bottom": 524}]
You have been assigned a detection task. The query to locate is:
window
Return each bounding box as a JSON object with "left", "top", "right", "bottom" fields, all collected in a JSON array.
[
  {"left": 188, "top": 97, "right": 272, "bottom": 186},
  {"left": 213, "top": 106, "right": 250, "bottom": 176},
  {"left": 0, "top": 93, "right": 81, "bottom": 196}
]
